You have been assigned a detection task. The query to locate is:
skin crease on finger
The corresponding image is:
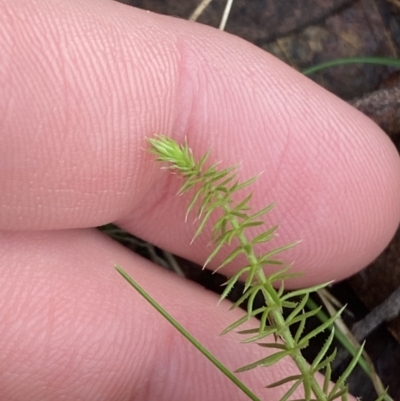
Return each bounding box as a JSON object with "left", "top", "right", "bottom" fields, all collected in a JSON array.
[
  {"left": 0, "top": 0, "right": 399, "bottom": 274},
  {"left": 0, "top": 229, "right": 320, "bottom": 401}
]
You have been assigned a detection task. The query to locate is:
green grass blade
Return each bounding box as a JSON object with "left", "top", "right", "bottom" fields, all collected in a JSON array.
[
  {"left": 115, "top": 265, "right": 261, "bottom": 401},
  {"left": 302, "top": 57, "right": 400, "bottom": 76}
]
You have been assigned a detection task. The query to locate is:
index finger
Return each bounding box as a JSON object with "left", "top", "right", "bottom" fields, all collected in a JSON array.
[{"left": 1, "top": 0, "right": 399, "bottom": 285}]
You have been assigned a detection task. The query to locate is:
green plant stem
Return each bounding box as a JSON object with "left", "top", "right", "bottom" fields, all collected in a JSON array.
[
  {"left": 115, "top": 265, "right": 261, "bottom": 401},
  {"left": 143, "top": 135, "right": 370, "bottom": 400},
  {"left": 307, "top": 298, "right": 393, "bottom": 401},
  {"left": 220, "top": 203, "right": 328, "bottom": 399},
  {"left": 306, "top": 297, "right": 369, "bottom": 373},
  {"left": 302, "top": 56, "right": 400, "bottom": 76}
]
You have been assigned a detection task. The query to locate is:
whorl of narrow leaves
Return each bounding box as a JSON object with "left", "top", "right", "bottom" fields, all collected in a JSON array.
[{"left": 148, "top": 135, "right": 374, "bottom": 401}]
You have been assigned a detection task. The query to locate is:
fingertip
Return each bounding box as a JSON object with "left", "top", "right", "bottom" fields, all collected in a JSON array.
[
  {"left": 0, "top": 229, "right": 303, "bottom": 401},
  {"left": 1, "top": 0, "right": 399, "bottom": 287}
]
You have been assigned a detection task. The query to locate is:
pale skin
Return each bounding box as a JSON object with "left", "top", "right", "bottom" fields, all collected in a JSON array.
[{"left": 0, "top": 1, "right": 400, "bottom": 400}]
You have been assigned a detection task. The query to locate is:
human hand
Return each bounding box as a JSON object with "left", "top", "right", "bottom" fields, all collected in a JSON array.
[{"left": 1, "top": 1, "right": 399, "bottom": 400}]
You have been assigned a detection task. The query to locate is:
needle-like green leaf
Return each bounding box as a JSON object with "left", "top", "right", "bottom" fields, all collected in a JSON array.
[{"left": 133, "top": 135, "right": 391, "bottom": 401}]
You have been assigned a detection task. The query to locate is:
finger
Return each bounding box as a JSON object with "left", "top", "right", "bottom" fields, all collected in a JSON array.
[
  {"left": 0, "top": 228, "right": 318, "bottom": 401},
  {"left": 1, "top": 0, "right": 399, "bottom": 285}
]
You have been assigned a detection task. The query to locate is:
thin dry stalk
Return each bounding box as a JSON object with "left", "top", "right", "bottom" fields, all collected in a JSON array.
[
  {"left": 219, "top": 0, "right": 234, "bottom": 30},
  {"left": 189, "top": 0, "right": 213, "bottom": 21},
  {"left": 190, "top": 0, "right": 235, "bottom": 31}
]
